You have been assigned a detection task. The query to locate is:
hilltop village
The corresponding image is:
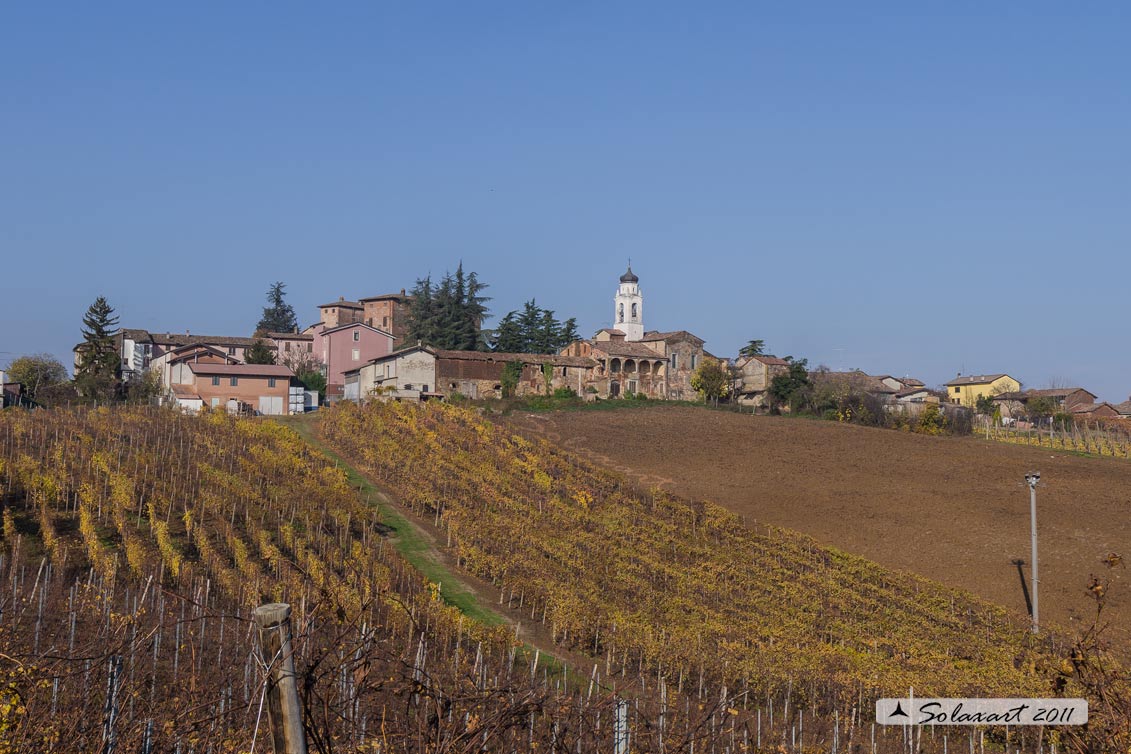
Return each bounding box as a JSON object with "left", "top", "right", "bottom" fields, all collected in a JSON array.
[{"left": 4, "top": 265, "right": 1129, "bottom": 425}]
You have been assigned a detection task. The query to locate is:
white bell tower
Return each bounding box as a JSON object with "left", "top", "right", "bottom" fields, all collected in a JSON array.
[{"left": 613, "top": 264, "right": 644, "bottom": 341}]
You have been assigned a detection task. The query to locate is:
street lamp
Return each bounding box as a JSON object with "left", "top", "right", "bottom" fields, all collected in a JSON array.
[{"left": 1025, "top": 471, "right": 1041, "bottom": 633}]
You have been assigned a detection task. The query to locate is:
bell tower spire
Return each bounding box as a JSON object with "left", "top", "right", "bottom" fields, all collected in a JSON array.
[{"left": 614, "top": 263, "right": 644, "bottom": 341}]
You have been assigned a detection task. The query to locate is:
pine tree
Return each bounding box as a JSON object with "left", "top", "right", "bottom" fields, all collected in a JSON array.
[
  {"left": 257, "top": 282, "right": 298, "bottom": 333},
  {"left": 406, "top": 276, "right": 439, "bottom": 347},
  {"left": 404, "top": 265, "right": 492, "bottom": 350},
  {"left": 74, "top": 296, "right": 121, "bottom": 400},
  {"left": 559, "top": 317, "right": 579, "bottom": 346},
  {"left": 490, "top": 312, "right": 525, "bottom": 353},
  {"left": 463, "top": 270, "right": 491, "bottom": 349},
  {"left": 490, "top": 300, "right": 580, "bottom": 354},
  {"left": 739, "top": 340, "right": 766, "bottom": 358},
  {"left": 535, "top": 309, "right": 561, "bottom": 354},
  {"left": 245, "top": 339, "right": 277, "bottom": 365}
]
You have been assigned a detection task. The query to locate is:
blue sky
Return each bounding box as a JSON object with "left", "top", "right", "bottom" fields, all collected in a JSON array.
[{"left": 3, "top": 4, "right": 1129, "bottom": 399}]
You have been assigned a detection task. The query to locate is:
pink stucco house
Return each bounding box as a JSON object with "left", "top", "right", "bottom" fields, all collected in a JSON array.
[{"left": 314, "top": 322, "right": 395, "bottom": 399}]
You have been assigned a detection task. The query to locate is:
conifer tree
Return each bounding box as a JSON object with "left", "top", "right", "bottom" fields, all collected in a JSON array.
[
  {"left": 489, "top": 300, "right": 580, "bottom": 354},
  {"left": 257, "top": 282, "right": 298, "bottom": 333},
  {"left": 245, "top": 338, "right": 277, "bottom": 365},
  {"left": 404, "top": 264, "right": 491, "bottom": 350},
  {"left": 74, "top": 296, "right": 121, "bottom": 400}
]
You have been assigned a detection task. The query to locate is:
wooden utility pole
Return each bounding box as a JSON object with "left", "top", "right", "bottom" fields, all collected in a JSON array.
[{"left": 254, "top": 603, "right": 309, "bottom": 754}]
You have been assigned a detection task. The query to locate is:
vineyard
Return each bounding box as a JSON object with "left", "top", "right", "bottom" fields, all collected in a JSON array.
[
  {"left": 1, "top": 404, "right": 1126, "bottom": 752},
  {"left": 319, "top": 400, "right": 1131, "bottom": 752},
  {"left": 1, "top": 406, "right": 764, "bottom": 753},
  {"left": 984, "top": 420, "right": 1131, "bottom": 458}
]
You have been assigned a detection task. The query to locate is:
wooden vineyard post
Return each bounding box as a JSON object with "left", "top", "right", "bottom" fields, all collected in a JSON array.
[
  {"left": 613, "top": 697, "right": 629, "bottom": 754},
  {"left": 254, "top": 603, "right": 309, "bottom": 754}
]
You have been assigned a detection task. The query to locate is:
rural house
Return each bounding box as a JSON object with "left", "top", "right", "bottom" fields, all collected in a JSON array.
[
  {"left": 733, "top": 354, "right": 791, "bottom": 408},
  {"left": 944, "top": 373, "right": 1021, "bottom": 407},
  {"left": 992, "top": 387, "right": 1100, "bottom": 419},
  {"left": 100, "top": 328, "right": 267, "bottom": 381},
  {"left": 170, "top": 362, "right": 297, "bottom": 415},
  {"left": 875, "top": 375, "right": 926, "bottom": 391},
  {"left": 346, "top": 346, "right": 595, "bottom": 401},
  {"left": 313, "top": 322, "right": 395, "bottom": 400}
]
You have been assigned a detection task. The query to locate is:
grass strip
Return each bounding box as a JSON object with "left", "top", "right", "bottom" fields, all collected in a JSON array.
[{"left": 278, "top": 414, "right": 503, "bottom": 625}]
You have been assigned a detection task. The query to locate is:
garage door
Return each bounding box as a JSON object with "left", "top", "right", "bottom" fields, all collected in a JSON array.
[{"left": 259, "top": 396, "right": 284, "bottom": 415}]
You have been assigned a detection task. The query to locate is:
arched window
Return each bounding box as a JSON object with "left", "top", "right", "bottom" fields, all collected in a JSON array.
[
  {"left": 631, "top": 303, "right": 637, "bottom": 319},
  {"left": 618, "top": 303, "right": 624, "bottom": 322}
]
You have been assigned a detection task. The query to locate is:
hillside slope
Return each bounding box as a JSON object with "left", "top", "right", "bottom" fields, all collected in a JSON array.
[{"left": 508, "top": 406, "right": 1131, "bottom": 647}]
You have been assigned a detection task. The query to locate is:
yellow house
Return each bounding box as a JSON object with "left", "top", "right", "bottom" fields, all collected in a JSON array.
[{"left": 944, "top": 373, "right": 1021, "bottom": 407}]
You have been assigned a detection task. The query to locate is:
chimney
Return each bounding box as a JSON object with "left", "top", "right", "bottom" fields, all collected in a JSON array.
[{"left": 400, "top": 288, "right": 406, "bottom": 296}]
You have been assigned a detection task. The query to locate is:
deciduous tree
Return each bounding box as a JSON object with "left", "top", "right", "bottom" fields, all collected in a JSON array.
[
  {"left": 4, "top": 353, "right": 67, "bottom": 402},
  {"left": 690, "top": 358, "right": 731, "bottom": 406},
  {"left": 768, "top": 357, "right": 811, "bottom": 412}
]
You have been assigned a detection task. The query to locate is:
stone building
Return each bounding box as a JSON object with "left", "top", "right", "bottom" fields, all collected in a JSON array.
[
  {"left": 359, "top": 291, "right": 412, "bottom": 341},
  {"left": 346, "top": 346, "right": 595, "bottom": 401},
  {"left": 733, "top": 354, "right": 791, "bottom": 408},
  {"left": 559, "top": 265, "right": 710, "bottom": 400},
  {"left": 317, "top": 298, "right": 364, "bottom": 329}
]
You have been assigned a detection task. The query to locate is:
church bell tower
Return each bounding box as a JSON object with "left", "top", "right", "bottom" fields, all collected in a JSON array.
[{"left": 614, "top": 264, "right": 644, "bottom": 341}]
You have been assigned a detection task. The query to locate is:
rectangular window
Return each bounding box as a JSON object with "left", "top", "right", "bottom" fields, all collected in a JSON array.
[
  {"left": 284, "top": 342, "right": 290, "bottom": 351},
  {"left": 954, "top": 387, "right": 961, "bottom": 394},
  {"left": 268, "top": 377, "right": 276, "bottom": 388},
  {"left": 353, "top": 331, "right": 360, "bottom": 342},
  {"left": 211, "top": 376, "right": 220, "bottom": 386},
  {"left": 422, "top": 385, "right": 429, "bottom": 393},
  {"left": 351, "top": 348, "right": 360, "bottom": 361},
  {"left": 691, "top": 354, "right": 698, "bottom": 369},
  {"left": 211, "top": 397, "right": 220, "bottom": 408},
  {"left": 230, "top": 377, "right": 238, "bottom": 387},
  {"left": 670, "top": 354, "right": 678, "bottom": 370},
  {"left": 404, "top": 384, "right": 413, "bottom": 391},
  {"left": 382, "top": 316, "right": 388, "bottom": 327},
  {"left": 228, "top": 347, "right": 236, "bottom": 355}
]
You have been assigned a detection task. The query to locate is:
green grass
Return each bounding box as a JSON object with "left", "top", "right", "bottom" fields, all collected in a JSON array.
[{"left": 278, "top": 414, "right": 504, "bottom": 626}]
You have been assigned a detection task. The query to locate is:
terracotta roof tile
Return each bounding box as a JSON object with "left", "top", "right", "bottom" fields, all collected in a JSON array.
[
  {"left": 944, "top": 374, "right": 1011, "bottom": 387},
  {"left": 187, "top": 363, "right": 295, "bottom": 377}
]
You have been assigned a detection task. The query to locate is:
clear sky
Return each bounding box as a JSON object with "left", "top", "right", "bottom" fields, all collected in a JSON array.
[{"left": 3, "top": 4, "right": 1129, "bottom": 399}]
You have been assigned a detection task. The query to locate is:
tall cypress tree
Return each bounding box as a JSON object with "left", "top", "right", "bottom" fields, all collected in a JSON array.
[{"left": 75, "top": 296, "right": 121, "bottom": 400}]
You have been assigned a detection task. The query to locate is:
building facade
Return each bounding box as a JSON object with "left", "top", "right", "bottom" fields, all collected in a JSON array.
[
  {"left": 558, "top": 267, "right": 710, "bottom": 400},
  {"left": 315, "top": 322, "right": 395, "bottom": 399},
  {"left": 170, "top": 363, "right": 296, "bottom": 415},
  {"left": 944, "top": 374, "right": 1021, "bottom": 407}
]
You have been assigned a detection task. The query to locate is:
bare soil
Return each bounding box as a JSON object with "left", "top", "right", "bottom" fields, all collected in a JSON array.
[{"left": 507, "top": 406, "right": 1131, "bottom": 647}]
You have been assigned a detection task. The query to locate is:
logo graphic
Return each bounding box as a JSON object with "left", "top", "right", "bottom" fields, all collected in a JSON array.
[
  {"left": 876, "top": 698, "right": 1088, "bottom": 726},
  {"left": 888, "top": 702, "right": 909, "bottom": 720}
]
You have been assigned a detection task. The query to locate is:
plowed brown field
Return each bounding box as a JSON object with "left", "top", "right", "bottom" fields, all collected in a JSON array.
[{"left": 508, "top": 406, "right": 1131, "bottom": 647}]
